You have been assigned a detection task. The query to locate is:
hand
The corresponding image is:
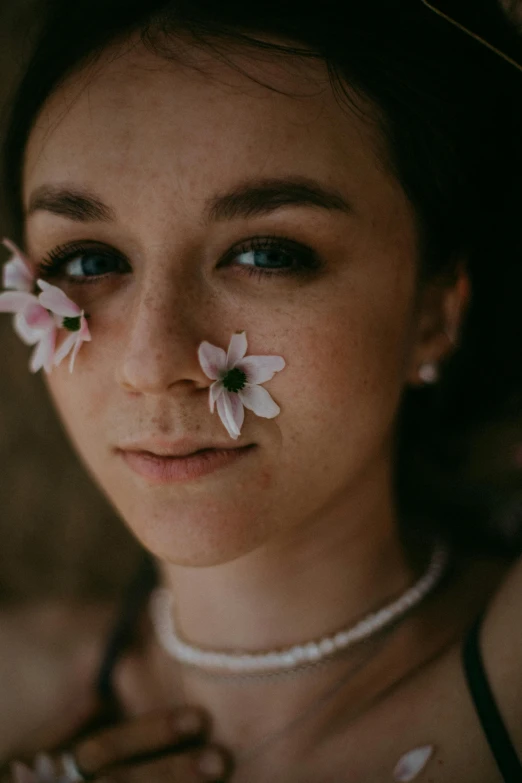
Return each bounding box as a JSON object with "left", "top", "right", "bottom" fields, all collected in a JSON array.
[{"left": 8, "top": 707, "right": 232, "bottom": 783}]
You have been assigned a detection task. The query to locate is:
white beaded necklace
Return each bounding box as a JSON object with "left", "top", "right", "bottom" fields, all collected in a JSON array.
[{"left": 150, "top": 538, "right": 450, "bottom": 676}]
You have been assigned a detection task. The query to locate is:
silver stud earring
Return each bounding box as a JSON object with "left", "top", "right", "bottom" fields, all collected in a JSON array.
[{"left": 419, "top": 362, "right": 439, "bottom": 384}]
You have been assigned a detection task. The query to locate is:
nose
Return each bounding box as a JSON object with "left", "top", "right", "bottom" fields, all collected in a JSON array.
[{"left": 115, "top": 276, "right": 210, "bottom": 396}]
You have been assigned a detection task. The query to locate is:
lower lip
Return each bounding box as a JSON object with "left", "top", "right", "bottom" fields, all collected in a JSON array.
[{"left": 120, "top": 445, "right": 256, "bottom": 484}]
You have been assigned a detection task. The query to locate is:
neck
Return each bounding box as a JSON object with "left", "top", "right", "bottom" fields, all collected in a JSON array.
[
  {"left": 151, "top": 457, "right": 439, "bottom": 766},
  {"left": 158, "top": 460, "right": 426, "bottom": 652}
]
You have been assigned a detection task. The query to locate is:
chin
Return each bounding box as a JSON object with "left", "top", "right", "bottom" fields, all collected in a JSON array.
[{"left": 113, "top": 495, "right": 274, "bottom": 568}]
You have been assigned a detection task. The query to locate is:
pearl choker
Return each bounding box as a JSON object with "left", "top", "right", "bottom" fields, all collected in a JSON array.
[{"left": 149, "top": 538, "right": 450, "bottom": 676}]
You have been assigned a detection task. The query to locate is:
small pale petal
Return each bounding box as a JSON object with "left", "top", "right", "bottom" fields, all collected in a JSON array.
[
  {"left": 78, "top": 315, "right": 91, "bottom": 342},
  {"left": 13, "top": 303, "right": 55, "bottom": 346},
  {"left": 216, "top": 391, "right": 244, "bottom": 439},
  {"left": 10, "top": 761, "right": 38, "bottom": 783},
  {"left": 209, "top": 380, "right": 224, "bottom": 413},
  {"left": 226, "top": 331, "right": 248, "bottom": 368},
  {"left": 14, "top": 311, "right": 42, "bottom": 345},
  {"left": 30, "top": 329, "right": 57, "bottom": 374},
  {"left": 238, "top": 355, "right": 286, "bottom": 384},
  {"left": 0, "top": 291, "right": 36, "bottom": 313},
  {"left": 24, "top": 302, "right": 55, "bottom": 330},
  {"left": 37, "top": 280, "right": 81, "bottom": 317},
  {"left": 238, "top": 384, "right": 281, "bottom": 418},
  {"left": 4, "top": 258, "right": 34, "bottom": 292},
  {"left": 2, "top": 238, "right": 34, "bottom": 291},
  {"left": 393, "top": 745, "right": 435, "bottom": 782},
  {"left": 69, "top": 341, "right": 82, "bottom": 373},
  {"left": 198, "top": 341, "right": 227, "bottom": 380},
  {"left": 53, "top": 331, "right": 78, "bottom": 368},
  {"left": 34, "top": 752, "right": 58, "bottom": 782}
]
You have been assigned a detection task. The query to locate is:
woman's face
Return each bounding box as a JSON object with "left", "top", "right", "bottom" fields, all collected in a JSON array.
[{"left": 22, "top": 41, "right": 430, "bottom": 566}]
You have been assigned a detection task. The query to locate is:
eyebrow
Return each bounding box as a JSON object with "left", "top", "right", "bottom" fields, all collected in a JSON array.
[{"left": 26, "top": 177, "right": 352, "bottom": 224}]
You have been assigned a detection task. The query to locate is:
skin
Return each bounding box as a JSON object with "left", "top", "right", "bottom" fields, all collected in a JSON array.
[{"left": 20, "top": 37, "right": 477, "bottom": 780}]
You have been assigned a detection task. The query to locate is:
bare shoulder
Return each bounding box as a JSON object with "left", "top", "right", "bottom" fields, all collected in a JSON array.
[
  {"left": 474, "top": 550, "right": 522, "bottom": 749},
  {"left": 0, "top": 599, "right": 117, "bottom": 762}
]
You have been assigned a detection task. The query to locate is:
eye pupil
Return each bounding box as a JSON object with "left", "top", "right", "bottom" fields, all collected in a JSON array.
[
  {"left": 67, "top": 253, "right": 115, "bottom": 277},
  {"left": 250, "top": 249, "right": 288, "bottom": 269},
  {"left": 82, "top": 254, "right": 112, "bottom": 275}
]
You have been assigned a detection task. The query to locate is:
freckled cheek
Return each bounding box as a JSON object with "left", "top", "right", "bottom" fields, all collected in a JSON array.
[{"left": 277, "top": 322, "right": 405, "bottom": 432}]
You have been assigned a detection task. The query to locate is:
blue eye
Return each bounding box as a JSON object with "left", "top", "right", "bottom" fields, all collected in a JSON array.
[
  {"left": 65, "top": 252, "right": 120, "bottom": 277},
  {"left": 229, "top": 236, "right": 320, "bottom": 280},
  {"left": 38, "top": 242, "right": 130, "bottom": 281}
]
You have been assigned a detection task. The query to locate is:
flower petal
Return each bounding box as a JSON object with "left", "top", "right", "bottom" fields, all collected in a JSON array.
[
  {"left": 198, "top": 341, "right": 227, "bottom": 380},
  {"left": 10, "top": 761, "right": 38, "bottom": 783},
  {"left": 37, "top": 280, "right": 81, "bottom": 317},
  {"left": 24, "top": 302, "right": 55, "bottom": 330},
  {"left": 14, "top": 311, "right": 41, "bottom": 345},
  {"left": 34, "top": 752, "right": 58, "bottom": 783},
  {"left": 238, "top": 384, "right": 281, "bottom": 418},
  {"left": 2, "top": 239, "right": 34, "bottom": 291},
  {"left": 226, "top": 331, "right": 248, "bottom": 368},
  {"left": 393, "top": 745, "right": 435, "bottom": 782},
  {"left": 4, "top": 258, "right": 34, "bottom": 292},
  {"left": 30, "top": 329, "right": 57, "bottom": 374},
  {"left": 237, "top": 355, "right": 286, "bottom": 384},
  {"left": 0, "top": 291, "right": 36, "bottom": 313},
  {"left": 209, "top": 380, "right": 224, "bottom": 413},
  {"left": 216, "top": 391, "right": 244, "bottom": 439},
  {"left": 14, "top": 303, "right": 55, "bottom": 345},
  {"left": 53, "top": 331, "right": 78, "bottom": 368},
  {"left": 78, "top": 315, "right": 91, "bottom": 342}
]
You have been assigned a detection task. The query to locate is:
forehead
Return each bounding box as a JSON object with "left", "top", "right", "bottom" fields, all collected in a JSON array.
[{"left": 23, "top": 40, "right": 395, "bottom": 221}]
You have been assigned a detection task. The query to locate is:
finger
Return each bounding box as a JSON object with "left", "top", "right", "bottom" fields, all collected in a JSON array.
[
  {"left": 95, "top": 744, "right": 232, "bottom": 783},
  {"left": 74, "top": 707, "right": 208, "bottom": 777}
]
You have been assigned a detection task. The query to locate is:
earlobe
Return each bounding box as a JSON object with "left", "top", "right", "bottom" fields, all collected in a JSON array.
[{"left": 407, "top": 264, "right": 470, "bottom": 387}]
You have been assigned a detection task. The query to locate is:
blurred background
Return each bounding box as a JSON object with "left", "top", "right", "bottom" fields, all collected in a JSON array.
[{"left": 0, "top": 0, "right": 521, "bottom": 609}]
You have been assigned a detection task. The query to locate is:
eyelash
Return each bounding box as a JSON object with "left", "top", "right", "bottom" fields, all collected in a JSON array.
[{"left": 36, "top": 236, "right": 321, "bottom": 283}]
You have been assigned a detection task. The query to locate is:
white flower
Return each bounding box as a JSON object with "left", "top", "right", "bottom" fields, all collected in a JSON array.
[
  {"left": 0, "top": 240, "right": 91, "bottom": 374},
  {"left": 197, "top": 331, "right": 285, "bottom": 439},
  {"left": 37, "top": 280, "right": 91, "bottom": 373}
]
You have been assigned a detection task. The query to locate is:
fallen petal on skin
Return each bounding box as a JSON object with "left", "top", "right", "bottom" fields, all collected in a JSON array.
[
  {"left": 37, "top": 279, "right": 81, "bottom": 318},
  {"left": 239, "top": 383, "right": 281, "bottom": 417},
  {"left": 393, "top": 745, "right": 435, "bottom": 782},
  {"left": 2, "top": 238, "right": 34, "bottom": 292}
]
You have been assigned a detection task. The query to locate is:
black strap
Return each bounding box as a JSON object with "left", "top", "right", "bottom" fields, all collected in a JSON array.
[
  {"left": 95, "top": 552, "right": 158, "bottom": 702},
  {"left": 462, "top": 608, "right": 522, "bottom": 782}
]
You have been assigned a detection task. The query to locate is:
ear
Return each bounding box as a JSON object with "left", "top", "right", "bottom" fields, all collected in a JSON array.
[{"left": 406, "top": 263, "right": 470, "bottom": 387}]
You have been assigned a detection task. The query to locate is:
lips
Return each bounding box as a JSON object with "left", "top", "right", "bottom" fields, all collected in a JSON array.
[
  {"left": 118, "top": 443, "right": 257, "bottom": 483},
  {"left": 116, "top": 437, "right": 252, "bottom": 459}
]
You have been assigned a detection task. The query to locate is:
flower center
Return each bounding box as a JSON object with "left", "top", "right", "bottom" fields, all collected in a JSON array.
[
  {"left": 223, "top": 367, "right": 247, "bottom": 393},
  {"left": 63, "top": 316, "right": 81, "bottom": 332}
]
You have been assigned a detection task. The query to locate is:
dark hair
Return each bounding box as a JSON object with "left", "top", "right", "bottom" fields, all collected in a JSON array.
[{"left": 3, "top": 0, "right": 522, "bottom": 553}]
